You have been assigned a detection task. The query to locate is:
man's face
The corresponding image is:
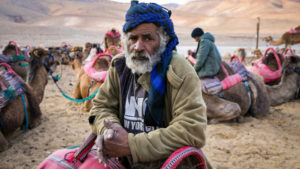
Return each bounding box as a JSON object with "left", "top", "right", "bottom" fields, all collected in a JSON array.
[
  {"left": 193, "top": 36, "right": 200, "bottom": 42},
  {"left": 124, "top": 23, "right": 165, "bottom": 74}
]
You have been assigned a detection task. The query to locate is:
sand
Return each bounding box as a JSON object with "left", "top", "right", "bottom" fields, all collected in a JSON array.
[{"left": 0, "top": 56, "right": 299, "bottom": 169}]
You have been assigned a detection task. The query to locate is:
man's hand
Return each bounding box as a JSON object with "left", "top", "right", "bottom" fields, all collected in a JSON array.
[
  {"left": 95, "top": 128, "right": 114, "bottom": 166},
  {"left": 95, "top": 119, "right": 131, "bottom": 166},
  {"left": 103, "top": 119, "right": 131, "bottom": 157}
]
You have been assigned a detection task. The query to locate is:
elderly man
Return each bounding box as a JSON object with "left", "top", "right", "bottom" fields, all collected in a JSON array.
[{"left": 89, "top": 1, "right": 208, "bottom": 168}]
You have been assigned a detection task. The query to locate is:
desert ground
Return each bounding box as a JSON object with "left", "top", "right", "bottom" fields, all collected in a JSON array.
[
  {"left": 1, "top": 0, "right": 300, "bottom": 169},
  {"left": 0, "top": 44, "right": 299, "bottom": 169}
]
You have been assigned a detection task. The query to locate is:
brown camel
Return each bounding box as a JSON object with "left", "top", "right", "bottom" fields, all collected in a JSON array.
[
  {"left": 266, "top": 55, "right": 300, "bottom": 106},
  {"left": 82, "top": 42, "right": 93, "bottom": 61},
  {"left": 1, "top": 43, "right": 29, "bottom": 81},
  {"left": 0, "top": 47, "right": 58, "bottom": 152},
  {"left": 73, "top": 55, "right": 111, "bottom": 112},
  {"left": 70, "top": 47, "right": 84, "bottom": 77},
  {"left": 204, "top": 61, "right": 270, "bottom": 123},
  {"left": 104, "top": 28, "right": 121, "bottom": 50},
  {"left": 263, "top": 32, "right": 300, "bottom": 48},
  {"left": 28, "top": 48, "right": 60, "bottom": 104}
]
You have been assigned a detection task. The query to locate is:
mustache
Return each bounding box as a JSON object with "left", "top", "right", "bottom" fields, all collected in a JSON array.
[{"left": 130, "top": 52, "right": 150, "bottom": 60}]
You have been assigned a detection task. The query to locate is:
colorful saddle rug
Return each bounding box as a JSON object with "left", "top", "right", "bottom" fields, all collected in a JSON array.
[
  {"left": 200, "top": 61, "right": 248, "bottom": 95},
  {"left": 37, "top": 133, "right": 208, "bottom": 169},
  {"left": 200, "top": 77, "right": 223, "bottom": 95},
  {"left": 248, "top": 47, "right": 282, "bottom": 83},
  {"left": 84, "top": 53, "right": 112, "bottom": 82},
  {"left": 229, "top": 55, "right": 250, "bottom": 81},
  {"left": 0, "top": 63, "right": 26, "bottom": 109}
]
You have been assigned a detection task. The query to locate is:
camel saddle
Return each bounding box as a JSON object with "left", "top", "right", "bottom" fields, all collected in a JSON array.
[
  {"left": 248, "top": 47, "right": 282, "bottom": 83},
  {"left": 84, "top": 53, "right": 112, "bottom": 82},
  {"left": 201, "top": 59, "right": 249, "bottom": 95},
  {"left": 37, "top": 133, "right": 208, "bottom": 169},
  {"left": 0, "top": 63, "right": 26, "bottom": 109},
  {"left": 288, "top": 25, "right": 300, "bottom": 34}
]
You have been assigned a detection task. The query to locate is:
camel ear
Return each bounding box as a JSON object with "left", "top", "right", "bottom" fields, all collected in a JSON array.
[{"left": 32, "top": 49, "right": 40, "bottom": 57}]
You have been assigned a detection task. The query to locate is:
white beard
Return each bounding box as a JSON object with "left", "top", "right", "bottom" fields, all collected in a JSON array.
[{"left": 125, "top": 49, "right": 161, "bottom": 74}]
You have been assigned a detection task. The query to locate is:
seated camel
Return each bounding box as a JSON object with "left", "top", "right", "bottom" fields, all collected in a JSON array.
[
  {"left": 70, "top": 46, "right": 84, "bottom": 77},
  {"left": 247, "top": 48, "right": 285, "bottom": 85},
  {"left": 73, "top": 54, "right": 111, "bottom": 112},
  {"left": 204, "top": 61, "right": 270, "bottom": 123},
  {"left": 265, "top": 55, "right": 300, "bottom": 106},
  {"left": 0, "top": 47, "right": 59, "bottom": 152},
  {"left": 1, "top": 41, "right": 30, "bottom": 81},
  {"left": 59, "top": 42, "right": 73, "bottom": 65}
]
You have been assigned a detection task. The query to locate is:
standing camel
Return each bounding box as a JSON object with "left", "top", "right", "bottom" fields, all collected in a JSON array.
[
  {"left": 0, "top": 47, "right": 59, "bottom": 152},
  {"left": 263, "top": 32, "right": 300, "bottom": 48}
]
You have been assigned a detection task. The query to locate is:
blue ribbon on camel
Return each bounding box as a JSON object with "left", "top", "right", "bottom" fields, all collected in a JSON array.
[{"left": 123, "top": 1, "right": 179, "bottom": 127}]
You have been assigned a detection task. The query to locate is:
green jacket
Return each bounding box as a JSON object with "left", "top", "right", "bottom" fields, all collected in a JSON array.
[
  {"left": 89, "top": 51, "right": 207, "bottom": 163},
  {"left": 194, "top": 32, "right": 222, "bottom": 78}
]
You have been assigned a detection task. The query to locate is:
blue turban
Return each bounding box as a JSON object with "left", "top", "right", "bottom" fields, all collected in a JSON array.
[{"left": 123, "top": 2, "right": 179, "bottom": 127}]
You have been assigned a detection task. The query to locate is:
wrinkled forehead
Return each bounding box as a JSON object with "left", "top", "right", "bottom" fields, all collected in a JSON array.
[{"left": 126, "top": 23, "right": 159, "bottom": 36}]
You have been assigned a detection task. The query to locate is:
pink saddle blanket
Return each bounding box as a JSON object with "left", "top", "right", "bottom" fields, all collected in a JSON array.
[
  {"left": 37, "top": 133, "right": 208, "bottom": 169},
  {"left": 84, "top": 53, "right": 112, "bottom": 82},
  {"left": 248, "top": 47, "right": 282, "bottom": 83},
  {"left": 0, "top": 63, "right": 25, "bottom": 109}
]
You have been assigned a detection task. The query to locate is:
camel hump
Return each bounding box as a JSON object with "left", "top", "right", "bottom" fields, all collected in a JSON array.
[{"left": 0, "top": 63, "right": 26, "bottom": 109}]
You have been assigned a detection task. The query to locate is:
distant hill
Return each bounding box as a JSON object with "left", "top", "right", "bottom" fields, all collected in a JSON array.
[
  {"left": 0, "top": 0, "right": 300, "bottom": 46},
  {"left": 173, "top": 0, "right": 300, "bottom": 34},
  {"left": 161, "top": 3, "right": 179, "bottom": 9}
]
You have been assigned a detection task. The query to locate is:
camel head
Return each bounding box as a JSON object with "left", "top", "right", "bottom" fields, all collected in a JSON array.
[
  {"left": 28, "top": 48, "right": 59, "bottom": 83},
  {"left": 252, "top": 49, "right": 263, "bottom": 59},
  {"left": 234, "top": 48, "right": 246, "bottom": 61},
  {"left": 262, "top": 36, "right": 273, "bottom": 42},
  {"left": 282, "top": 55, "right": 300, "bottom": 76},
  {"left": 85, "top": 42, "right": 93, "bottom": 49},
  {"left": 2, "top": 43, "right": 29, "bottom": 80},
  {"left": 70, "top": 47, "right": 84, "bottom": 69},
  {"left": 70, "top": 46, "right": 83, "bottom": 59},
  {"left": 104, "top": 28, "right": 121, "bottom": 49}
]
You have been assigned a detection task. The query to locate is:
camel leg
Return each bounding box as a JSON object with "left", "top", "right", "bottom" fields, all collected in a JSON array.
[
  {"left": 83, "top": 100, "right": 92, "bottom": 112},
  {"left": 0, "top": 131, "right": 9, "bottom": 152},
  {"left": 73, "top": 79, "right": 82, "bottom": 99}
]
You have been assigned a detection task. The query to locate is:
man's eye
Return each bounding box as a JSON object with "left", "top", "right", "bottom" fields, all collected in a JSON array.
[{"left": 129, "top": 36, "right": 137, "bottom": 41}]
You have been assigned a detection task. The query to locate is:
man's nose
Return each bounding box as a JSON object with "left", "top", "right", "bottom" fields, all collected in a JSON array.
[{"left": 134, "top": 40, "right": 144, "bottom": 52}]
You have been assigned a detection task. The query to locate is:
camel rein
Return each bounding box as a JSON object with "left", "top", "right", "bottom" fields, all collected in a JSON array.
[{"left": 51, "top": 76, "right": 99, "bottom": 103}]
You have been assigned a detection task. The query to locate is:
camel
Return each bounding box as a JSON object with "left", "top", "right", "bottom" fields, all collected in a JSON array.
[
  {"left": 204, "top": 61, "right": 270, "bottom": 123},
  {"left": 82, "top": 42, "right": 93, "bottom": 61},
  {"left": 28, "top": 48, "right": 60, "bottom": 104},
  {"left": 262, "top": 32, "right": 300, "bottom": 48},
  {"left": 252, "top": 49, "right": 263, "bottom": 59},
  {"left": 1, "top": 42, "right": 29, "bottom": 81},
  {"left": 104, "top": 28, "right": 121, "bottom": 50},
  {"left": 73, "top": 54, "right": 111, "bottom": 112},
  {"left": 0, "top": 47, "right": 59, "bottom": 152},
  {"left": 233, "top": 48, "right": 246, "bottom": 63},
  {"left": 70, "top": 46, "right": 84, "bottom": 77},
  {"left": 265, "top": 55, "right": 300, "bottom": 106}
]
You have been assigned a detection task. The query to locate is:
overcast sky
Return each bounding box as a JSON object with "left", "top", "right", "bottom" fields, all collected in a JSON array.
[{"left": 110, "top": 0, "right": 195, "bottom": 5}]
